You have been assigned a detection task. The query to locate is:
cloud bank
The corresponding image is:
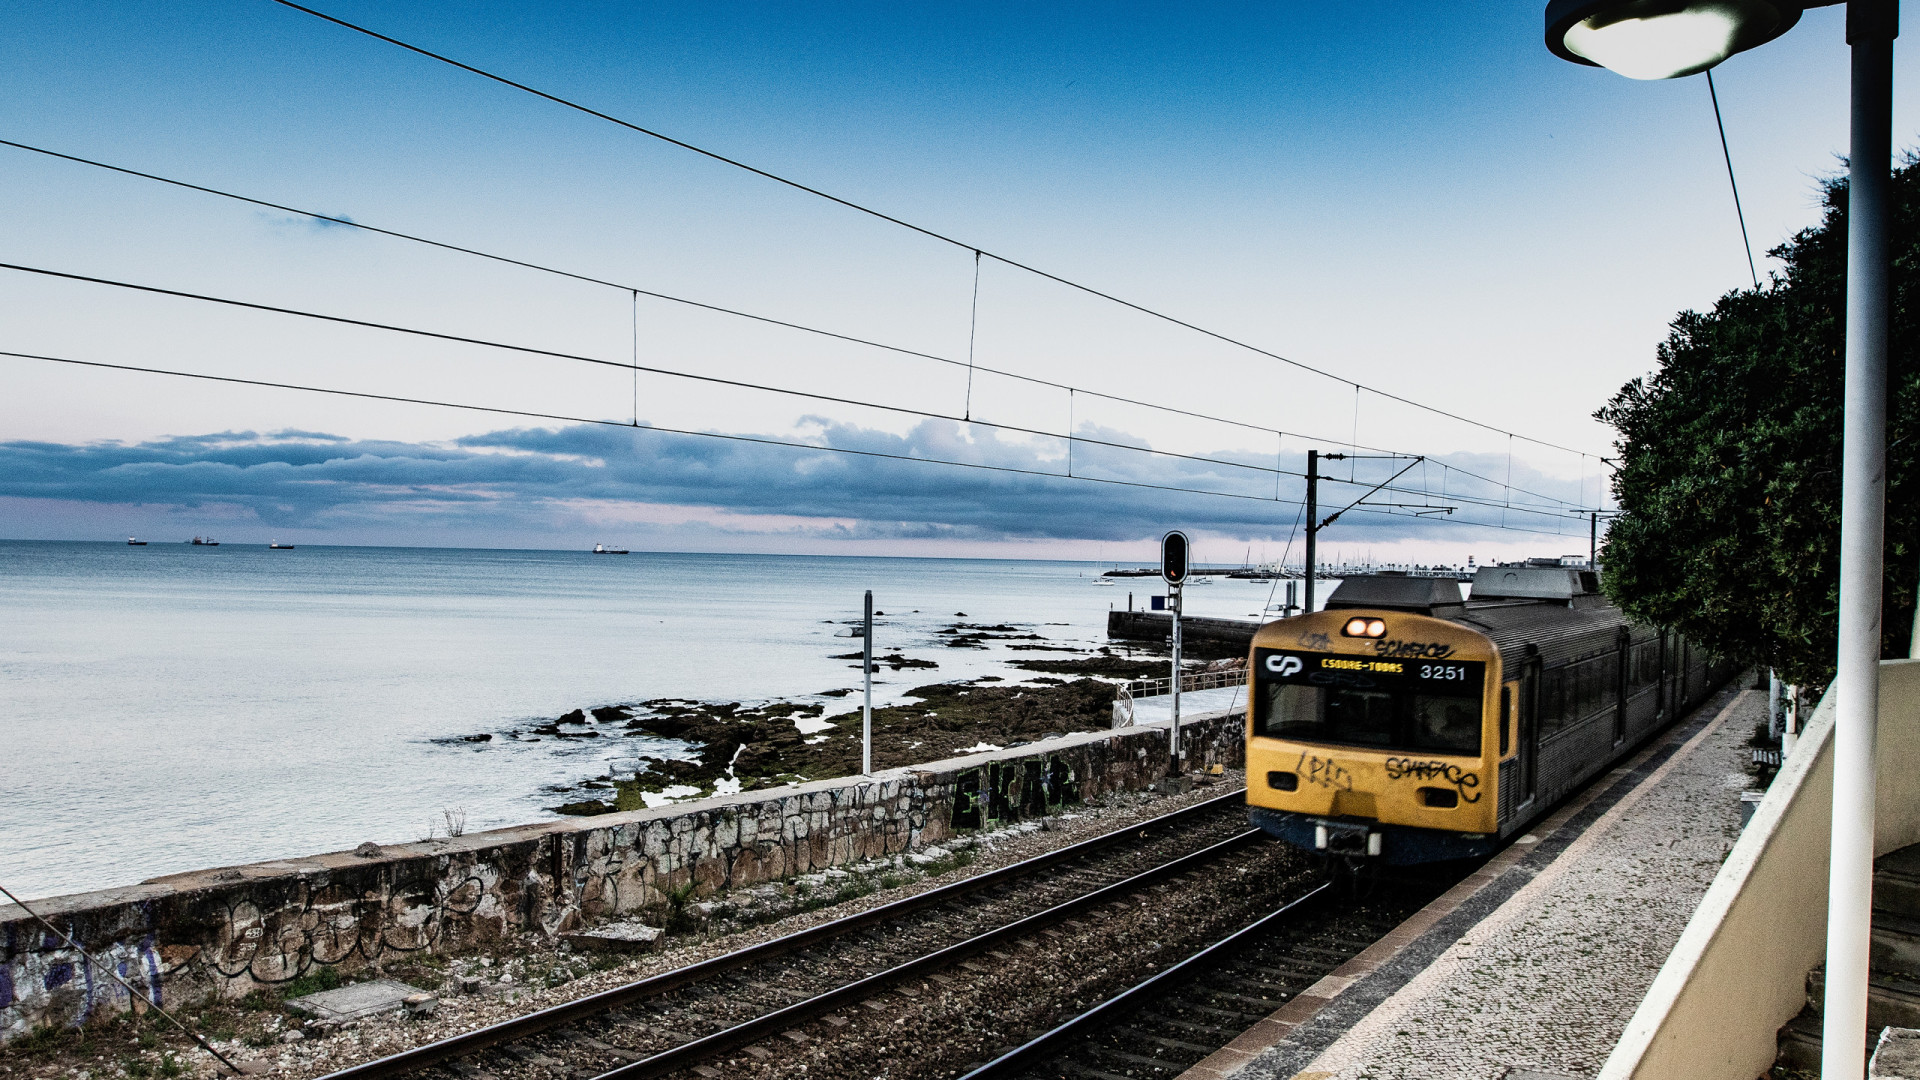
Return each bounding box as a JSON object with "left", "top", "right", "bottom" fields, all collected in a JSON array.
[{"left": 0, "top": 418, "right": 1593, "bottom": 553}]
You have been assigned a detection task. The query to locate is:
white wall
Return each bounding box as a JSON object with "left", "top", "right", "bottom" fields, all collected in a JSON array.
[{"left": 1602, "top": 660, "right": 1920, "bottom": 1080}]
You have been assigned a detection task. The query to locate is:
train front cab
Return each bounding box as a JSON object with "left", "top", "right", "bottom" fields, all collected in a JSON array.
[{"left": 1245, "top": 608, "right": 1517, "bottom": 865}]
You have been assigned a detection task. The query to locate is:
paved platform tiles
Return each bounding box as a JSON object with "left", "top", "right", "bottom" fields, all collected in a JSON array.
[{"left": 1180, "top": 681, "right": 1760, "bottom": 1080}]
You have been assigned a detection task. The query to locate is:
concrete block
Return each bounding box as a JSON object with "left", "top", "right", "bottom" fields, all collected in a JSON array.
[
  {"left": 284, "top": 979, "right": 425, "bottom": 1022},
  {"left": 1874, "top": 1027, "right": 1920, "bottom": 1079},
  {"left": 562, "top": 921, "right": 664, "bottom": 953}
]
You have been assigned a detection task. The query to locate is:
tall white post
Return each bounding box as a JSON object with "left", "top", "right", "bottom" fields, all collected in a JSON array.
[
  {"left": 863, "top": 590, "right": 874, "bottom": 776},
  {"left": 1769, "top": 669, "right": 1783, "bottom": 739},
  {"left": 1785, "top": 686, "right": 1801, "bottom": 761},
  {"left": 1823, "top": 4, "right": 1895, "bottom": 1075}
]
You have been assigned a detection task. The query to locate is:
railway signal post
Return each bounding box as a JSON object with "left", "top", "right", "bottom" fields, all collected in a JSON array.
[
  {"left": 1162, "top": 531, "right": 1189, "bottom": 775},
  {"left": 863, "top": 589, "right": 873, "bottom": 776}
]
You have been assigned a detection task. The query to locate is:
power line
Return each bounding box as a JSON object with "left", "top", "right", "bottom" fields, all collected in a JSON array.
[
  {"left": 0, "top": 139, "right": 1589, "bottom": 518},
  {"left": 0, "top": 347, "right": 1594, "bottom": 541},
  {"left": 1705, "top": 70, "right": 1760, "bottom": 291},
  {"left": 265, "top": 0, "right": 1608, "bottom": 462},
  {"left": 0, "top": 260, "right": 1591, "bottom": 521},
  {"left": 0, "top": 261, "right": 1280, "bottom": 484},
  {"left": 0, "top": 138, "right": 1592, "bottom": 515}
]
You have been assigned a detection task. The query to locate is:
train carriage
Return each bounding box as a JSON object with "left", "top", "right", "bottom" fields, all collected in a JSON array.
[{"left": 1244, "top": 566, "right": 1737, "bottom": 864}]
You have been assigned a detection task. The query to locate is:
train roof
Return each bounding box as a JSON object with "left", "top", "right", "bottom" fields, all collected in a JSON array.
[
  {"left": 1447, "top": 600, "right": 1634, "bottom": 671},
  {"left": 1322, "top": 574, "right": 1466, "bottom": 616},
  {"left": 1470, "top": 565, "right": 1602, "bottom": 601},
  {"left": 1322, "top": 570, "right": 1639, "bottom": 671}
]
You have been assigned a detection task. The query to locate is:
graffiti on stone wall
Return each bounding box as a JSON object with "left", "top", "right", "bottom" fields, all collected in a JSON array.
[
  {"left": 2, "top": 711, "right": 1243, "bottom": 1044},
  {"left": 0, "top": 931, "right": 166, "bottom": 1036},
  {"left": 950, "top": 755, "right": 1079, "bottom": 830},
  {"left": 206, "top": 872, "right": 487, "bottom": 984}
]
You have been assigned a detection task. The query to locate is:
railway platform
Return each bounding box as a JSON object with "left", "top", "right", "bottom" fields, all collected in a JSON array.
[
  {"left": 1123, "top": 684, "right": 1246, "bottom": 727},
  {"left": 1180, "top": 679, "right": 1761, "bottom": 1080}
]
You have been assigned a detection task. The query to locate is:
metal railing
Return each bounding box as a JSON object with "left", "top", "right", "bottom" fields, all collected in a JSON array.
[{"left": 1115, "top": 667, "right": 1248, "bottom": 726}]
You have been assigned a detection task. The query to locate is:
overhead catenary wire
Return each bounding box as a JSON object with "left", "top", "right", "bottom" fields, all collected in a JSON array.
[
  {"left": 1705, "top": 69, "right": 1761, "bottom": 290},
  {"left": 0, "top": 137, "right": 1591, "bottom": 514},
  {"left": 965, "top": 249, "right": 981, "bottom": 422},
  {"left": 263, "top": 0, "right": 1608, "bottom": 463},
  {"left": 0, "top": 347, "right": 1602, "bottom": 541},
  {"left": 0, "top": 260, "right": 1591, "bottom": 521}
]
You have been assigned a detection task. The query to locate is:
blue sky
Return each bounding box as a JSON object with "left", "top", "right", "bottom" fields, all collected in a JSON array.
[{"left": 0, "top": 3, "right": 1908, "bottom": 559}]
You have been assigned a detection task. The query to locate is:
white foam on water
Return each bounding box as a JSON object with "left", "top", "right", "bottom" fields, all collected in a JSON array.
[{"left": 639, "top": 785, "right": 703, "bottom": 808}]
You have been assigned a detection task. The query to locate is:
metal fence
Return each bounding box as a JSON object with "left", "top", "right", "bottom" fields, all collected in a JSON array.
[{"left": 1114, "top": 666, "right": 1248, "bottom": 726}]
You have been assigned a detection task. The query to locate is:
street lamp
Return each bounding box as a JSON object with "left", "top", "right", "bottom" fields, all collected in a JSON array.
[
  {"left": 1545, "top": 2, "right": 1895, "bottom": 1079},
  {"left": 1547, "top": 0, "right": 1804, "bottom": 78}
]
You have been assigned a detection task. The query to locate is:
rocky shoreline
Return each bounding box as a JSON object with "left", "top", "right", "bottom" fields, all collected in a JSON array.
[{"left": 453, "top": 616, "right": 1242, "bottom": 817}]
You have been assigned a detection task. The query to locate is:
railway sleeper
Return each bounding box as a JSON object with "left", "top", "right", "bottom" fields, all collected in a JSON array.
[
  {"left": 1127, "top": 1013, "right": 1247, "bottom": 1040},
  {"left": 1111, "top": 1025, "right": 1218, "bottom": 1055},
  {"left": 1085, "top": 1045, "right": 1193, "bottom": 1072},
  {"left": 1217, "top": 971, "right": 1301, "bottom": 993},
  {"left": 1200, "top": 988, "right": 1289, "bottom": 1010},
  {"left": 1170, "top": 1000, "right": 1266, "bottom": 1024},
  {"left": 1058, "top": 1061, "right": 1137, "bottom": 1080}
]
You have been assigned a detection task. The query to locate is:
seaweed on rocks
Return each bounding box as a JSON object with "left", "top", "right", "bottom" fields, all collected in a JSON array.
[
  {"left": 740, "top": 678, "right": 1120, "bottom": 781},
  {"left": 828, "top": 652, "right": 939, "bottom": 670},
  {"left": 537, "top": 674, "right": 1122, "bottom": 814}
]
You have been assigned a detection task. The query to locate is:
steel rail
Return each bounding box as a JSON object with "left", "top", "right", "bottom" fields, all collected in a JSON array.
[
  {"left": 312, "top": 788, "right": 1247, "bottom": 1080},
  {"left": 590, "top": 827, "right": 1269, "bottom": 1080},
  {"left": 955, "top": 881, "right": 1334, "bottom": 1079}
]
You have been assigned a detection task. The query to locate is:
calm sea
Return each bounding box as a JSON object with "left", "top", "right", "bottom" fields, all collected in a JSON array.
[{"left": 0, "top": 541, "right": 1301, "bottom": 901}]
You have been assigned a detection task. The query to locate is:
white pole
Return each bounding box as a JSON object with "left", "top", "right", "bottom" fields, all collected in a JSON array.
[
  {"left": 1768, "top": 669, "right": 1782, "bottom": 740},
  {"left": 1785, "top": 685, "right": 1800, "bottom": 762},
  {"left": 863, "top": 590, "right": 873, "bottom": 776},
  {"left": 1823, "top": 5, "right": 1895, "bottom": 1076}
]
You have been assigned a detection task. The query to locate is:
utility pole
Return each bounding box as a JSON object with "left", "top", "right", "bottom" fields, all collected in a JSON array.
[
  {"left": 1304, "top": 450, "right": 1318, "bottom": 615},
  {"left": 1590, "top": 511, "right": 1598, "bottom": 569}
]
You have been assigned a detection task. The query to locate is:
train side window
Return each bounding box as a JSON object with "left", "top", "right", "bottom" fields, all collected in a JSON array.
[
  {"left": 1537, "top": 670, "right": 1566, "bottom": 736},
  {"left": 1499, "top": 684, "right": 1512, "bottom": 757}
]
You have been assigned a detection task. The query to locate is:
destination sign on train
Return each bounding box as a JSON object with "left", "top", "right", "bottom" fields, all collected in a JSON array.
[{"left": 1254, "top": 648, "right": 1485, "bottom": 696}]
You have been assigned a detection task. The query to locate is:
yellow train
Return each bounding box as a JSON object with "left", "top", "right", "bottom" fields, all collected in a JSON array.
[{"left": 1244, "top": 566, "right": 1736, "bottom": 864}]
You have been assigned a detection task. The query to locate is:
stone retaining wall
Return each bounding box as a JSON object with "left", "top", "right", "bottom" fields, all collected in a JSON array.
[{"left": 0, "top": 711, "right": 1245, "bottom": 1041}]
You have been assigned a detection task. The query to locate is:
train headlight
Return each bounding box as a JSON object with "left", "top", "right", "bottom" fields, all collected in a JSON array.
[{"left": 1341, "top": 617, "right": 1387, "bottom": 638}]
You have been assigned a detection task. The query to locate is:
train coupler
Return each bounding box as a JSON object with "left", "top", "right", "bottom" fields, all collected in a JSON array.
[{"left": 1312, "top": 818, "right": 1383, "bottom": 858}]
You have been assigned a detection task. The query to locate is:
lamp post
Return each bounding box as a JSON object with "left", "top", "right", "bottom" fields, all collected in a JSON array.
[{"left": 1545, "top": 2, "right": 1894, "bottom": 1077}]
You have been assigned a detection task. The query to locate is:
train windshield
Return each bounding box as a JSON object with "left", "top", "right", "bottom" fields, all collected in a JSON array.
[{"left": 1253, "top": 650, "right": 1486, "bottom": 756}]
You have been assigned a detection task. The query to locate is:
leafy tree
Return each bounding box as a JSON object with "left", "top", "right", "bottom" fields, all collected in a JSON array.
[{"left": 1596, "top": 155, "right": 1920, "bottom": 688}]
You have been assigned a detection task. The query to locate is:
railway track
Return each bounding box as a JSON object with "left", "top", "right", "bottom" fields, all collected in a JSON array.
[
  {"left": 954, "top": 867, "right": 1468, "bottom": 1079},
  {"left": 316, "top": 789, "right": 1308, "bottom": 1080}
]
